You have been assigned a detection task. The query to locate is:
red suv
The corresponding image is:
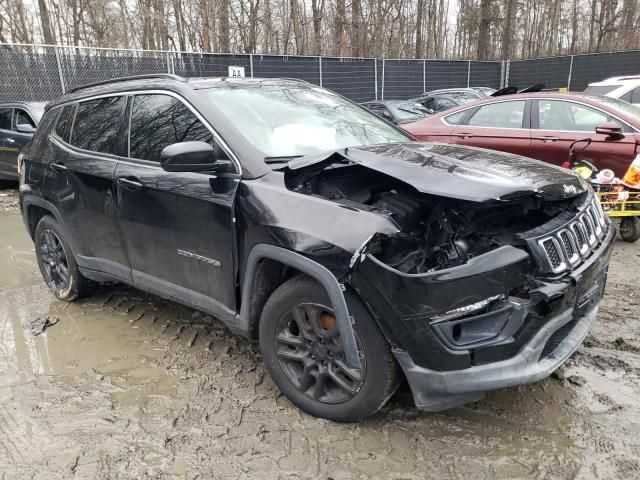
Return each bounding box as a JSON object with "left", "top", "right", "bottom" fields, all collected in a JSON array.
[{"left": 403, "top": 93, "right": 640, "bottom": 179}]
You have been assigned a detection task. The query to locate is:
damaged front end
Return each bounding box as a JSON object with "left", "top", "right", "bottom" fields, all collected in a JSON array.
[{"left": 283, "top": 142, "right": 615, "bottom": 411}]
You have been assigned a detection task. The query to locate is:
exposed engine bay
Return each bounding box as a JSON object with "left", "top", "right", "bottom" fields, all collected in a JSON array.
[{"left": 287, "top": 164, "right": 582, "bottom": 274}]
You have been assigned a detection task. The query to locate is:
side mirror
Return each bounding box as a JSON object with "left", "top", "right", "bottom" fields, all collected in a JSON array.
[
  {"left": 160, "top": 141, "right": 218, "bottom": 172},
  {"left": 596, "top": 122, "right": 624, "bottom": 140},
  {"left": 16, "top": 123, "right": 36, "bottom": 134},
  {"left": 382, "top": 111, "right": 392, "bottom": 119}
]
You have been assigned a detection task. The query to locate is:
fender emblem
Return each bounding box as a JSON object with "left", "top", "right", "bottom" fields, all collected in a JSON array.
[{"left": 177, "top": 249, "right": 221, "bottom": 267}]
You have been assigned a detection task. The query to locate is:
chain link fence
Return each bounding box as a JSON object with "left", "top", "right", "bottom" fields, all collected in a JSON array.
[
  {"left": 0, "top": 44, "right": 504, "bottom": 103},
  {"left": 2, "top": 43, "right": 640, "bottom": 103}
]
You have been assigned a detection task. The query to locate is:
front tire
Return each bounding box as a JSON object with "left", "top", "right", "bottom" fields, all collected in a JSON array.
[
  {"left": 619, "top": 217, "right": 640, "bottom": 242},
  {"left": 259, "top": 275, "right": 399, "bottom": 422},
  {"left": 34, "top": 215, "right": 97, "bottom": 301}
]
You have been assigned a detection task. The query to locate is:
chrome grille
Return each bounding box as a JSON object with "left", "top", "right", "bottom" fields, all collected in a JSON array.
[{"left": 536, "top": 196, "right": 608, "bottom": 274}]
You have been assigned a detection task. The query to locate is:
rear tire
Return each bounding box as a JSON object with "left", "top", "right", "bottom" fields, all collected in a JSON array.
[
  {"left": 34, "top": 215, "right": 98, "bottom": 301},
  {"left": 619, "top": 217, "right": 640, "bottom": 242},
  {"left": 259, "top": 275, "right": 400, "bottom": 422}
]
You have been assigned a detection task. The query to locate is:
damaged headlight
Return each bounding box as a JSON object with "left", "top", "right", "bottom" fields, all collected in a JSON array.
[{"left": 431, "top": 295, "right": 504, "bottom": 323}]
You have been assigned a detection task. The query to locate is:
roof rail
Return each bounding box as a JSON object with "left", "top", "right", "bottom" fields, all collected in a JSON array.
[{"left": 67, "top": 74, "right": 186, "bottom": 94}]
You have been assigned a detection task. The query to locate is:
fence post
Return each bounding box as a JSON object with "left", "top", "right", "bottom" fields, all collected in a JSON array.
[
  {"left": 567, "top": 55, "right": 574, "bottom": 91},
  {"left": 467, "top": 60, "right": 471, "bottom": 87},
  {"left": 250, "top": 54, "right": 254, "bottom": 78},
  {"left": 374, "top": 59, "right": 378, "bottom": 100},
  {"left": 381, "top": 59, "right": 385, "bottom": 100},
  {"left": 54, "top": 46, "right": 66, "bottom": 94},
  {"left": 500, "top": 60, "right": 505, "bottom": 88},
  {"left": 505, "top": 59, "right": 510, "bottom": 87},
  {"left": 423, "top": 59, "right": 426, "bottom": 93},
  {"left": 318, "top": 56, "right": 322, "bottom": 87}
]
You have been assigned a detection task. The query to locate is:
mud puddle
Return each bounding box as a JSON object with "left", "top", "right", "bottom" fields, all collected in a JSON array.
[{"left": 0, "top": 185, "right": 639, "bottom": 479}]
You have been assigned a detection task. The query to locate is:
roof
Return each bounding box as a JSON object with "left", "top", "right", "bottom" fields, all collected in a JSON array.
[
  {"left": 590, "top": 75, "right": 640, "bottom": 84},
  {"left": 46, "top": 74, "right": 312, "bottom": 110}
]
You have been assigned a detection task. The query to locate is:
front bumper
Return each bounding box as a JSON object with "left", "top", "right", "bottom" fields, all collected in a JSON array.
[
  {"left": 391, "top": 222, "right": 614, "bottom": 412},
  {"left": 394, "top": 304, "right": 597, "bottom": 411}
]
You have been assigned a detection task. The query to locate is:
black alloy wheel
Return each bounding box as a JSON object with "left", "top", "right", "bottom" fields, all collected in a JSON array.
[
  {"left": 39, "top": 229, "right": 70, "bottom": 292},
  {"left": 274, "top": 302, "right": 366, "bottom": 404}
]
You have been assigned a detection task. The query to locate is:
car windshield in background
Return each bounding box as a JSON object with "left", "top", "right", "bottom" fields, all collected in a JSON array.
[
  {"left": 388, "top": 101, "right": 432, "bottom": 121},
  {"left": 204, "top": 86, "right": 410, "bottom": 159},
  {"left": 584, "top": 85, "right": 622, "bottom": 95},
  {"left": 449, "top": 93, "right": 478, "bottom": 103}
]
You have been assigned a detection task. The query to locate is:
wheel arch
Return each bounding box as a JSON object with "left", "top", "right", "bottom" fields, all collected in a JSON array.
[{"left": 237, "top": 244, "right": 362, "bottom": 370}]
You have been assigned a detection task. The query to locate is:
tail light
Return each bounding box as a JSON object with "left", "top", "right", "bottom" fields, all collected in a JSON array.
[
  {"left": 17, "top": 152, "right": 25, "bottom": 175},
  {"left": 561, "top": 161, "right": 571, "bottom": 169},
  {"left": 622, "top": 153, "right": 640, "bottom": 188}
]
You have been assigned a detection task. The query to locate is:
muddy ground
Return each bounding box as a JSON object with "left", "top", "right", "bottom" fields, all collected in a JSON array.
[{"left": 0, "top": 185, "right": 638, "bottom": 480}]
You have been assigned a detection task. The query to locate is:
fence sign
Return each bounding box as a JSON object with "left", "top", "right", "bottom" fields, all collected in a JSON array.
[{"left": 228, "top": 66, "right": 245, "bottom": 77}]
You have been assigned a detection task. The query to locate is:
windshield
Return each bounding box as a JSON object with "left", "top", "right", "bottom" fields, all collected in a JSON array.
[
  {"left": 388, "top": 101, "right": 432, "bottom": 121},
  {"left": 449, "top": 93, "right": 479, "bottom": 104},
  {"left": 584, "top": 85, "right": 622, "bottom": 95},
  {"left": 204, "top": 85, "right": 411, "bottom": 159}
]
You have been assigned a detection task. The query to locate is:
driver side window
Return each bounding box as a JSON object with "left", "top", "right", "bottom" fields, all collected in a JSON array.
[
  {"left": 537, "top": 100, "right": 625, "bottom": 132},
  {"left": 128, "top": 94, "right": 214, "bottom": 163}
]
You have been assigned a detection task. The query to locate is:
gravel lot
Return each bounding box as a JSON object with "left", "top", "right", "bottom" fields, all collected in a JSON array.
[{"left": 0, "top": 185, "right": 638, "bottom": 479}]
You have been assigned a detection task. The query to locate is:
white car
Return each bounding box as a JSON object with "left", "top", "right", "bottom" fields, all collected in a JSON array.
[{"left": 585, "top": 75, "right": 640, "bottom": 106}]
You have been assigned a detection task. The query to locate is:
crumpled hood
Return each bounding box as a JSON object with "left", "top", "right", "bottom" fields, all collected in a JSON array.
[{"left": 288, "top": 142, "right": 587, "bottom": 202}]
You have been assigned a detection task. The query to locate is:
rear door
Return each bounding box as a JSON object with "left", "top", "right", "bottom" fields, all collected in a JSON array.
[
  {"left": 43, "top": 97, "right": 132, "bottom": 280},
  {"left": 0, "top": 107, "right": 18, "bottom": 179},
  {"left": 531, "top": 99, "right": 637, "bottom": 176},
  {"left": 114, "top": 92, "right": 240, "bottom": 315},
  {"left": 450, "top": 99, "right": 533, "bottom": 157}
]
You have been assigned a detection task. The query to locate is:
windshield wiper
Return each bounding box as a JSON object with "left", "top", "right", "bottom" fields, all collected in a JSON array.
[{"left": 264, "top": 155, "right": 304, "bottom": 164}]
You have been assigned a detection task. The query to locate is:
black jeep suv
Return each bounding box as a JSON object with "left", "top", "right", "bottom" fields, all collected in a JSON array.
[{"left": 19, "top": 75, "right": 614, "bottom": 421}]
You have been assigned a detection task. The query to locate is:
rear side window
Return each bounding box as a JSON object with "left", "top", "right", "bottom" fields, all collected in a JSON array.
[
  {"left": 55, "top": 104, "right": 75, "bottom": 141},
  {"left": 444, "top": 110, "right": 467, "bottom": 125},
  {"left": 128, "top": 94, "right": 212, "bottom": 162},
  {"left": 0, "top": 108, "right": 11, "bottom": 130},
  {"left": 70, "top": 96, "right": 126, "bottom": 155},
  {"left": 468, "top": 101, "right": 525, "bottom": 128}
]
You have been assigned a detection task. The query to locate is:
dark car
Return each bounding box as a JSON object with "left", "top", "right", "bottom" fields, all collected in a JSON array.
[
  {"left": 19, "top": 75, "right": 614, "bottom": 422},
  {"left": 0, "top": 102, "right": 44, "bottom": 182},
  {"left": 360, "top": 100, "right": 432, "bottom": 124},
  {"left": 411, "top": 91, "right": 479, "bottom": 113},
  {"left": 426, "top": 87, "right": 496, "bottom": 99},
  {"left": 403, "top": 92, "right": 640, "bottom": 179}
]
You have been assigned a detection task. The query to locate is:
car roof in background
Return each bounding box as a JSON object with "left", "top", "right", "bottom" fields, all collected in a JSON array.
[
  {"left": 428, "top": 91, "right": 640, "bottom": 124},
  {"left": 589, "top": 75, "right": 640, "bottom": 84}
]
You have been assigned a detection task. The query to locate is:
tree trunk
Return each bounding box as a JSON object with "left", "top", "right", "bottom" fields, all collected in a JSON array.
[
  {"left": 476, "top": 0, "right": 491, "bottom": 60},
  {"left": 415, "top": 0, "right": 424, "bottom": 58},
  {"left": 37, "top": 0, "right": 55, "bottom": 44},
  {"left": 219, "top": 0, "right": 230, "bottom": 52},
  {"left": 334, "top": 0, "right": 346, "bottom": 56}
]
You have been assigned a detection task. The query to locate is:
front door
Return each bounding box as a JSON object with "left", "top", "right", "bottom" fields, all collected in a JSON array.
[
  {"left": 531, "top": 99, "right": 637, "bottom": 177},
  {"left": 114, "top": 93, "right": 240, "bottom": 315}
]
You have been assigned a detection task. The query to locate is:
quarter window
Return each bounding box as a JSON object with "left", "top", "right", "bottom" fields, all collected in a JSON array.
[
  {"left": 14, "top": 109, "right": 35, "bottom": 128},
  {"left": 444, "top": 110, "right": 467, "bottom": 125},
  {"left": 70, "top": 97, "right": 126, "bottom": 155},
  {"left": 129, "top": 94, "right": 213, "bottom": 162},
  {"left": 467, "top": 101, "right": 525, "bottom": 128},
  {"left": 55, "top": 104, "right": 75, "bottom": 141},
  {"left": 537, "top": 100, "right": 622, "bottom": 132},
  {"left": 0, "top": 108, "right": 11, "bottom": 130}
]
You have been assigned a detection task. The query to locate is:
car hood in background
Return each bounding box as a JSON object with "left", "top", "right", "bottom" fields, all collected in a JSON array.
[{"left": 287, "top": 142, "right": 587, "bottom": 203}]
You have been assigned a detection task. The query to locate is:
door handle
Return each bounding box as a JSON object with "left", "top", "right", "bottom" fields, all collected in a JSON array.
[
  {"left": 116, "top": 177, "right": 143, "bottom": 191},
  {"left": 5, "top": 138, "right": 15, "bottom": 144},
  {"left": 455, "top": 132, "right": 475, "bottom": 139},
  {"left": 534, "top": 136, "right": 559, "bottom": 143},
  {"left": 50, "top": 162, "right": 68, "bottom": 172}
]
